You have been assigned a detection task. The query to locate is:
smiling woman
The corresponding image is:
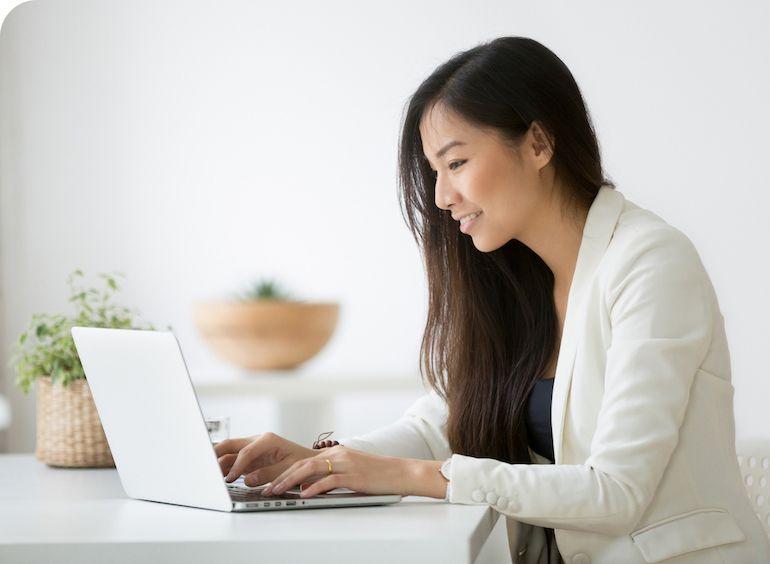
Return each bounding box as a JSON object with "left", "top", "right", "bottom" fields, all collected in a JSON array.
[
  {"left": 397, "top": 34, "right": 608, "bottom": 481},
  {"left": 334, "top": 35, "right": 769, "bottom": 563},
  {"left": 393, "top": 36, "right": 612, "bottom": 562},
  {"left": 215, "top": 35, "right": 769, "bottom": 564}
]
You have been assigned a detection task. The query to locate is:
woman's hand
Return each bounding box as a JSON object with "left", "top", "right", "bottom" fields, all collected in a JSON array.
[
  {"left": 213, "top": 432, "right": 317, "bottom": 487},
  {"left": 262, "top": 444, "right": 414, "bottom": 498}
]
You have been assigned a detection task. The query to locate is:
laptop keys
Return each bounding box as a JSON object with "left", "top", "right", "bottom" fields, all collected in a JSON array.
[{"left": 228, "top": 486, "right": 300, "bottom": 500}]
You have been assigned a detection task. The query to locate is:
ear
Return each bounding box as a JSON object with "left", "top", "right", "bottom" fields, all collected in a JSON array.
[{"left": 528, "top": 120, "right": 555, "bottom": 166}]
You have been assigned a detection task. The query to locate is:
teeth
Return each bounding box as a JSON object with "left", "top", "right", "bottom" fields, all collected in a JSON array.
[{"left": 460, "top": 212, "right": 481, "bottom": 225}]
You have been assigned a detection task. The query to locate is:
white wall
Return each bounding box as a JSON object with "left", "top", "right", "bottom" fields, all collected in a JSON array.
[{"left": 1, "top": 0, "right": 768, "bottom": 453}]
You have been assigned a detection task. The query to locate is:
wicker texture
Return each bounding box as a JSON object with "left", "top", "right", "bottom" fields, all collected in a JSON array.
[{"left": 35, "top": 376, "right": 115, "bottom": 468}]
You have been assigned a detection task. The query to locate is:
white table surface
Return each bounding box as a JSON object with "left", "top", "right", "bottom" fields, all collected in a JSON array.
[{"left": 0, "top": 454, "right": 502, "bottom": 563}]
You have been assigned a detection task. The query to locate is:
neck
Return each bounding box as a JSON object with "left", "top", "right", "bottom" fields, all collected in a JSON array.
[{"left": 519, "top": 195, "right": 588, "bottom": 296}]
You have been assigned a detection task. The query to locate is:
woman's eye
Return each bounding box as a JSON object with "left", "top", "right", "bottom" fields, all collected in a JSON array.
[{"left": 429, "top": 160, "right": 465, "bottom": 178}]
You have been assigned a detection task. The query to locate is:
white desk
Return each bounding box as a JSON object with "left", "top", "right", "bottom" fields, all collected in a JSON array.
[{"left": 0, "top": 454, "right": 506, "bottom": 563}]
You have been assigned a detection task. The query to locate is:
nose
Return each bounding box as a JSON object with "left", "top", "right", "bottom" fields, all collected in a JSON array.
[{"left": 434, "top": 173, "right": 459, "bottom": 212}]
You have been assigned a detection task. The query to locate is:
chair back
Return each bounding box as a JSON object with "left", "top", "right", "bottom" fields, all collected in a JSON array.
[{"left": 737, "top": 438, "right": 770, "bottom": 537}]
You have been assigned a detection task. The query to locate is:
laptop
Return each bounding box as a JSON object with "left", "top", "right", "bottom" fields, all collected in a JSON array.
[{"left": 70, "top": 326, "right": 402, "bottom": 512}]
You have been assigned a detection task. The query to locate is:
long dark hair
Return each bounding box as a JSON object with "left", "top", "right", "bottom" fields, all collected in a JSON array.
[{"left": 397, "top": 36, "right": 615, "bottom": 464}]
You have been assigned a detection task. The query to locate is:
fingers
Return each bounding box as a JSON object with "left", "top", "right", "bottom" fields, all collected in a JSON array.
[
  {"left": 224, "top": 433, "right": 276, "bottom": 482},
  {"left": 218, "top": 453, "right": 238, "bottom": 476},
  {"left": 213, "top": 437, "right": 250, "bottom": 458},
  {"left": 298, "top": 474, "right": 343, "bottom": 498},
  {"left": 242, "top": 459, "right": 286, "bottom": 487},
  {"left": 264, "top": 457, "right": 332, "bottom": 496}
]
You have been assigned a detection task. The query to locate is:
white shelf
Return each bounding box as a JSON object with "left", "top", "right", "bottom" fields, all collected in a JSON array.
[
  {"left": 190, "top": 367, "right": 426, "bottom": 399},
  {"left": 0, "top": 394, "right": 10, "bottom": 430},
  {"left": 188, "top": 366, "right": 428, "bottom": 444}
]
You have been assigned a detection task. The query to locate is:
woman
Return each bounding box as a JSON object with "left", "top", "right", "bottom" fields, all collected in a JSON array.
[{"left": 214, "top": 37, "right": 770, "bottom": 563}]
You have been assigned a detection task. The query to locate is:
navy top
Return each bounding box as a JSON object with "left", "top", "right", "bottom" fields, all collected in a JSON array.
[{"left": 526, "top": 377, "right": 555, "bottom": 463}]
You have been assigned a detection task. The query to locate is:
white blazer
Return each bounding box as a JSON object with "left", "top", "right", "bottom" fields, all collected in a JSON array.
[{"left": 339, "top": 184, "right": 770, "bottom": 564}]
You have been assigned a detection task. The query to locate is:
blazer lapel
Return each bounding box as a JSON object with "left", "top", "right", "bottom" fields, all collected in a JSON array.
[{"left": 550, "top": 184, "right": 625, "bottom": 464}]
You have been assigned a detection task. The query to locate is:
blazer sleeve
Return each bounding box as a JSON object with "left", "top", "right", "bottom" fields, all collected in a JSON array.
[
  {"left": 336, "top": 388, "right": 453, "bottom": 461},
  {"left": 447, "top": 227, "right": 715, "bottom": 536}
]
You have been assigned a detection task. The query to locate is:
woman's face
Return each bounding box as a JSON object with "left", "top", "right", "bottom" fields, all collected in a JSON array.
[{"left": 419, "top": 102, "right": 554, "bottom": 252}]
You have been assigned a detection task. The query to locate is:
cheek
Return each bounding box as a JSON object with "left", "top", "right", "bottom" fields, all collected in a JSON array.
[
  {"left": 475, "top": 179, "right": 530, "bottom": 238},
  {"left": 462, "top": 168, "right": 501, "bottom": 206}
]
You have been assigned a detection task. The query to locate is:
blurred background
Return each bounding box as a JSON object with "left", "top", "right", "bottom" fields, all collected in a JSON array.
[{"left": 0, "top": 0, "right": 768, "bottom": 456}]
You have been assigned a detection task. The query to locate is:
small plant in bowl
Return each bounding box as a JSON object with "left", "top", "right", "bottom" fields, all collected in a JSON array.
[
  {"left": 8, "top": 269, "right": 165, "bottom": 467},
  {"left": 193, "top": 276, "right": 339, "bottom": 371},
  {"left": 235, "top": 278, "right": 294, "bottom": 302}
]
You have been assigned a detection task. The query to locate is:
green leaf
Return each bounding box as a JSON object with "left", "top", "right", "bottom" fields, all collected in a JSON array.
[{"left": 11, "top": 269, "right": 160, "bottom": 394}]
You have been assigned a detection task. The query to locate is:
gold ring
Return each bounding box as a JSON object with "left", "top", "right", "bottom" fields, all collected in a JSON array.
[{"left": 325, "top": 458, "right": 333, "bottom": 474}]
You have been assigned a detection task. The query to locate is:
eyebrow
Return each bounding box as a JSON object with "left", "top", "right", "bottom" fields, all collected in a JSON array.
[
  {"left": 423, "top": 140, "right": 466, "bottom": 165},
  {"left": 436, "top": 140, "right": 465, "bottom": 158}
]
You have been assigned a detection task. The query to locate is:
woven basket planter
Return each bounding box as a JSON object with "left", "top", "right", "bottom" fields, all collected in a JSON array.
[{"left": 35, "top": 375, "right": 115, "bottom": 468}]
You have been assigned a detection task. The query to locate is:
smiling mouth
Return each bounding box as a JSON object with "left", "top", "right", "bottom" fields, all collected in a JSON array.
[
  {"left": 459, "top": 211, "right": 482, "bottom": 233},
  {"left": 459, "top": 211, "right": 482, "bottom": 225}
]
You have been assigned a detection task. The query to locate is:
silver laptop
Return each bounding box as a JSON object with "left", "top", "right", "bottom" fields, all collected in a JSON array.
[{"left": 70, "top": 326, "right": 402, "bottom": 512}]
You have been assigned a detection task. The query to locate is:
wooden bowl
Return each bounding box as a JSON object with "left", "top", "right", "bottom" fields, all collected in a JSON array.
[{"left": 192, "top": 300, "right": 340, "bottom": 370}]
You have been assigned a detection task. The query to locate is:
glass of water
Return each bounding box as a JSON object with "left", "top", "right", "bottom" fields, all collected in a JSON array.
[{"left": 205, "top": 415, "right": 230, "bottom": 444}]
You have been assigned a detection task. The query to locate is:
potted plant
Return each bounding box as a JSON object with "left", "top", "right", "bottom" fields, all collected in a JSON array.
[
  {"left": 8, "top": 269, "right": 162, "bottom": 468},
  {"left": 193, "top": 277, "right": 340, "bottom": 371}
]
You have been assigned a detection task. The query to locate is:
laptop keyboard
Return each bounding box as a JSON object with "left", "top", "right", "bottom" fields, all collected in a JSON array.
[{"left": 226, "top": 482, "right": 301, "bottom": 500}]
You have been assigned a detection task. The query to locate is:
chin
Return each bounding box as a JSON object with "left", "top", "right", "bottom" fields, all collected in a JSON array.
[{"left": 470, "top": 235, "right": 504, "bottom": 253}]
